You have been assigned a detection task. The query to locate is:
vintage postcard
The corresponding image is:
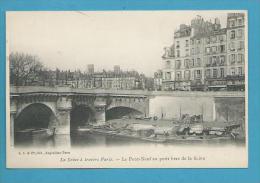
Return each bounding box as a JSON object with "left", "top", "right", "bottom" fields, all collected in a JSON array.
[{"left": 6, "top": 10, "right": 247, "bottom": 168}]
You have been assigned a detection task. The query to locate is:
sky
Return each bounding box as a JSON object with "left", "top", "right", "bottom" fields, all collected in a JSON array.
[{"left": 7, "top": 11, "right": 232, "bottom": 77}]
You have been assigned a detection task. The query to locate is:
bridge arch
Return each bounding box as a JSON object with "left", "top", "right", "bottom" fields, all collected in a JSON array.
[
  {"left": 70, "top": 104, "right": 95, "bottom": 130},
  {"left": 14, "top": 103, "right": 57, "bottom": 133},
  {"left": 106, "top": 106, "right": 143, "bottom": 121}
]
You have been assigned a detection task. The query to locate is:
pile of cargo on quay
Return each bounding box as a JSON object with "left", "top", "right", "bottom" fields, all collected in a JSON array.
[{"left": 74, "top": 114, "right": 245, "bottom": 143}]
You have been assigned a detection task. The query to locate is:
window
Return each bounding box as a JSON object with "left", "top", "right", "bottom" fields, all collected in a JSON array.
[
  {"left": 213, "top": 69, "right": 218, "bottom": 78},
  {"left": 211, "top": 36, "right": 217, "bottom": 43},
  {"left": 220, "top": 68, "right": 225, "bottom": 78},
  {"left": 212, "top": 46, "right": 217, "bottom": 53},
  {"left": 237, "top": 29, "right": 243, "bottom": 38},
  {"left": 197, "top": 39, "right": 201, "bottom": 44},
  {"left": 220, "top": 45, "right": 225, "bottom": 53},
  {"left": 191, "top": 40, "right": 194, "bottom": 45},
  {"left": 184, "top": 59, "right": 189, "bottom": 68},
  {"left": 230, "top": 30, "right": 236, "bottom": 39},
  {"left": 238, "top": 67, "right": 243, "bottom": 75},
  {"left": 238, "top": 18, "right": 243, "bottom": 26},
  {"left": 208, "top": 57, "right": 212, "bottom": 65},
  {"left": 219, "top": 35, "right": 224, "bottom": 42},
  {"left": 238, "top": 41, "right": 244, "bottom": 50},
  {"left": 190, "top": 59, "right": 195, "bottom": 67},
  {"left": 185, "top": 49, "right": 189, "bottom": 56},
  {"left": 220, "top": 56, "right": 225, "bottom": 65},
  {"left": 231, "top": 68, "right": 236, "bottom": 75},
  {"left": 191, "top": 48, "right": 194, "bottom": 55},
  {"left": 165, "top": 72, "right": 171, "bottom": 80},
  {"left": 196, "top": 58, "right": 201, "bottom": 67},
  {"left": 176, "top": 60, "right": 181, "bottom": 69},
  {"left": 185, "top": 40, "right": 189, "bottom": 47},
  {"left": 237, "top": 54, "right": 244, "bottom": 63},
  {"left": 176, "top": 50, "right": 180, "bottom": 57},
  {"left": 206, "top": 37, "right": 210, "bottom": 44},
  {"left": 196, "top": 47, "right": 200, "bottom": 54},
  {"left": 229, "top": 42, "right": 235, "bottom": 51},
  {"left": 184, "top": 70, "right": 190, "bottom": 80},
  {"left": 212, "top": 56, "right": 217, "bottom": 66},
  {"left": 195, "top": 70, "right": 201, "bottom": 79},
  {"left": 230, "top": 54, "right": 236, "bottom": 64},
  {"left": 229, "top": 19, "right": 236, "bottom": 27},
  {"left": 206, "top": 69, "right": 211, "bottom": 78},
  {"left": 166, "top": 60, "right": 171, "bottom": 68},
  {"left": 176, "top": 72, "right": 182, "bottom": 80},
  {"left": 206, "top": 47, "right": 211, "bottom": 54},
  {"left": 176, "top": 41, "right": 180, "bottom": 48}
]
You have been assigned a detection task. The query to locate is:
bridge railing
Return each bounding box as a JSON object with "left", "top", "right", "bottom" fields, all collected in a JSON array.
[
  {"left": 10, "top": 86, "right": 152, "bottom": 96},
  {"left": 151, "top": 91, "right": 245, "bottom": 97},
  {"left": 10, "top": 86, "right": 245, "bottom": 97}
]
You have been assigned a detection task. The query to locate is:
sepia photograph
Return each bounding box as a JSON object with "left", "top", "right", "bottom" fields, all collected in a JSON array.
[{"left": 6, "top": 10, "right": 247, "bottom": 168}]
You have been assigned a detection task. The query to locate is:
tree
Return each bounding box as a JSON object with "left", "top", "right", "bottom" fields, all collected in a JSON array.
[{"left": 9, "top": 52, "right": 44, "bottom": 86}]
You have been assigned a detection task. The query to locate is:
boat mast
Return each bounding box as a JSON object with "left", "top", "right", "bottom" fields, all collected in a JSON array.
[
  {"left": 179, "top": 104, "right": 182, "bottom": 120},
  {"left": 201, "top": 104, "right": 204, "bottom": 123}
]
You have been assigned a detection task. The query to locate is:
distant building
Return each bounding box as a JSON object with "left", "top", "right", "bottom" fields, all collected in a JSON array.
[
  {"left": 87, "top": 64, "right": 94, "bottom": 74},
  {"left": 154, "top": 70, "right": 163, "bottom": 90},
  {"left": 161, "top": 46, "right": 175, "bottom": 90},
  {"left": 114, "top": 65, "right": 120, "bottom": 74}
]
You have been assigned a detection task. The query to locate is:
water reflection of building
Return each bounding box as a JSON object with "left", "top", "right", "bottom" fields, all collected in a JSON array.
[{"left": 158, "top": 13, "right": 245, "bottom": 91}]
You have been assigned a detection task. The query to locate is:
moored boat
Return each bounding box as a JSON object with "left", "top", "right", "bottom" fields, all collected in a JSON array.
[{"left": 15, "top": 128, "right": 55, "bottom": 141}]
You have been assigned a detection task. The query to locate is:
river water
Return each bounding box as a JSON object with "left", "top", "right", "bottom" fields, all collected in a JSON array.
[{"left": 15, "top": 131, "right": 245, "bottom": 149}]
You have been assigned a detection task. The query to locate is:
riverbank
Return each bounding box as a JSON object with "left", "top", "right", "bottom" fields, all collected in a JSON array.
[
  {"left": 75, "top": 118, "right": 245, "bottom": 144},
  {"left": 107, "top": 118, "right": 243, "bottom": 130}
]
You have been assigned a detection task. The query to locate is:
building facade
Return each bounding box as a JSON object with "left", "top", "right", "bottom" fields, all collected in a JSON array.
[
  {"left": 161, "top": 46, "right": 175, "bottom": 90},
  {"left": 204, "top": 28, "right": 228, "bottom": 91},
  {"left": 158, "top": 13, "right": 245, "bottom": 91},
  {"left": 174, "top": 24, "right": 192, "bottom": 91},
  {"left": 226, "top": 13, "right": 245, "bottom": 91},
  {"left": 154, "top": 69, "right": 163, "bottom": 91}
]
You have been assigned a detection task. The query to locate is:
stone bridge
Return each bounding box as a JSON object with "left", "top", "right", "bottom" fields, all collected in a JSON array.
[
  {"left": 9, "top": 86, "right": 245, "bottom": 146},
  {"left": 9, "top": 86, "right": 151, "bottom": 145}
]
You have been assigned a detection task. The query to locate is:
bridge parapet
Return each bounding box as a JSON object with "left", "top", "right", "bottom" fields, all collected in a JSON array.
[
  {"left": 10, "top": 86, "right": 152, "bottom": 97},
  {"left": 10, "top": 86, "right": 245, "bottom": 98},
  {"left": 151, "top": 91, "right": 245, "bottom": 98}
]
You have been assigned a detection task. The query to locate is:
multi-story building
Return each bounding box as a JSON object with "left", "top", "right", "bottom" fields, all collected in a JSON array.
[
  {"left": 174, "top": 24, "right": 192, "bottom": 91},
  {"left": 203, "top": 21, "right": 228, "bottom": 91},
  {"left": 154, "top": 69, "right": 163, "bottom": 90},
  {"left": 158, "top": 13, "right": 245, "bottom": 91},
  {"left": 226, "top": 13, "right": 245, "bottom": 91},
  {"left": 189, "top": 16, "right": 217, "bottom": 91},
  {"left": 161, "top": 45, "right": 175, "bottom": 90},
  {"left": 82, "top": 70, "right": 146, "bottom": 90},
  {"left": 102, "top": 76, "right": 136, "bottom": 90}
]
